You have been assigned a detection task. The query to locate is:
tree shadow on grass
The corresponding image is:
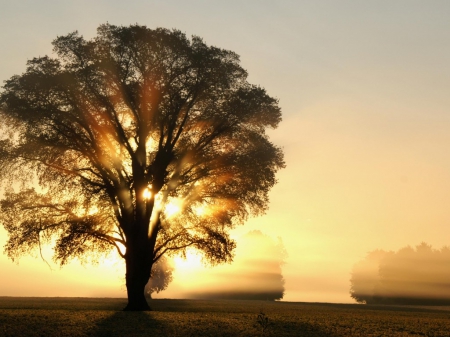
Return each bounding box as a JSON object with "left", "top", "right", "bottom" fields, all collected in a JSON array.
[
  {"left": 88, "top": 310, "right": 339, "bottom": 337},
  {"left": 88, "top": 311, "right": 171, "bottom": 337}
]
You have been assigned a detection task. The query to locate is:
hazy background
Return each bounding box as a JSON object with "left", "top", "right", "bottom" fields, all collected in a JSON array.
[{"left": 1, "top": 0, "right": 450, "bottom": 303}]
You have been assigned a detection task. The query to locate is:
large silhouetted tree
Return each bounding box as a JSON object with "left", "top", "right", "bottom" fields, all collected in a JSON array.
[{"left": 0, "top": 24, "right": 284, "bottom": 310}]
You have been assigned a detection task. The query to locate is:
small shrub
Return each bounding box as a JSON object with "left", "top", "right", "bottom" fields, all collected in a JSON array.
[{"left": 257, "top": 310, "right": 269, "bottom": 333}]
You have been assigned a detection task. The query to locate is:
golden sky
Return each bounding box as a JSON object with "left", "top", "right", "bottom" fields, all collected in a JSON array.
[{"left": 1, "top": 1, "right": 450, "bottom": 303}]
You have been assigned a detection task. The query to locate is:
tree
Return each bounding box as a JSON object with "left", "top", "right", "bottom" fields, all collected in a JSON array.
[
  {"left": 349, "top": 249, "right": 390, "bottom": 304},
  {"left": 144, "top": 256, "right": 173, "bottom": 299},
  {"left": 185, "top": 231, "right": 287, "bottom": 301},
  {"left": 350, "top": 243, "right": 450, "bottom": 305},
  {"left": 0, "top": 24, "right": 284, "bottom": 310}
]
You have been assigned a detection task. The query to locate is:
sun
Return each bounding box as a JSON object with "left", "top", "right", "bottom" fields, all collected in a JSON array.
[
  {"left": 173, "top": 249, "right": 203, "bottom": 272},
  {"left": 162, "top": 197, "right": 185, "bottom": 218}
]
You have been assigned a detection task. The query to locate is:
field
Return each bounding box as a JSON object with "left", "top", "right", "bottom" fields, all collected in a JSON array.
[{"left": 1, "top": 297, "right": 450, "bottom": 336}]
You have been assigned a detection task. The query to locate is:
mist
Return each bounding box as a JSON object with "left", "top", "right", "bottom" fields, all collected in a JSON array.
[
  {"left": 350, "top": 243, "right": 450, "bottom": 305},
  {"left": 157, "top": 231, "right": 287, "bottom": 301}
]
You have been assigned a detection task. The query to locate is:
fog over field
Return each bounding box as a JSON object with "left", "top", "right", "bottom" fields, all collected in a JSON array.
[{"left": 155, "top": 231, "right": 286, "bottom": 301}]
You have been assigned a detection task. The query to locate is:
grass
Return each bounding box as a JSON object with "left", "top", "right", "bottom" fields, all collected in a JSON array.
[{"left": 1, "top": 297, "right": 450, "bottom": 336}]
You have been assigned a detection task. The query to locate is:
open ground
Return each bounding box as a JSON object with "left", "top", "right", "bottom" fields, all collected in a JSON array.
[{"left": 1, "top": 297, "right": 450, "bottom": 336}]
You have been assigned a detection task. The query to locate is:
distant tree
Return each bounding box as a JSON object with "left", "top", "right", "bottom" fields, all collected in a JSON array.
[
  {"left": 350, "top": 243, "right": 450, "bottom": 305},
  {"left": 349, "top": 249, "right": 390, "bottom": 304},
  {"left": 0, "top": 24, "right": 284, "bottom": 310},
  {"left": 187, "top": 230, "right": 287, "bottom": 301},
  {"left": 144, "top": 256, "right": 173, "bottom": 299}
]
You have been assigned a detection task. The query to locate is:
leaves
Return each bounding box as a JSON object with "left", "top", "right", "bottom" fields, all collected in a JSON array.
[{"left": 0, "top": 24, "right": 284, "bottom": 271}]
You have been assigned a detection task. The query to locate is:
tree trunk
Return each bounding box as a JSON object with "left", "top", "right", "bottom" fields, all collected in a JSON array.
[
  {"left": 122, "top": 198, "right": 157, "bottom": 311},
  {"left": 124, "top": 280, "right": 151, "bottom": 311},
  {"left": 123, "top": 249, "right": 152, "bottom": 311}
]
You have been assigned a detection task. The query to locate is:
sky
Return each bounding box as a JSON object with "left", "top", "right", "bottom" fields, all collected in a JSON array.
[{"left": 1, "top": 0, "right": 450, "bottom": 303}]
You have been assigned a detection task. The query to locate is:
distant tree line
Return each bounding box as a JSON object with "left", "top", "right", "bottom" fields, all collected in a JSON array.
[
  {"left": 350, "top": 243, "right": 450, "bottom": 305},
  {"left": 186, "top": 230, "right": 287, "bottom": 301}
]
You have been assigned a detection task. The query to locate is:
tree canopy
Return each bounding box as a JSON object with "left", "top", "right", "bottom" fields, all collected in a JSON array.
[{"left": 0, "top": 24, "right": 284, "bottom": 310}]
